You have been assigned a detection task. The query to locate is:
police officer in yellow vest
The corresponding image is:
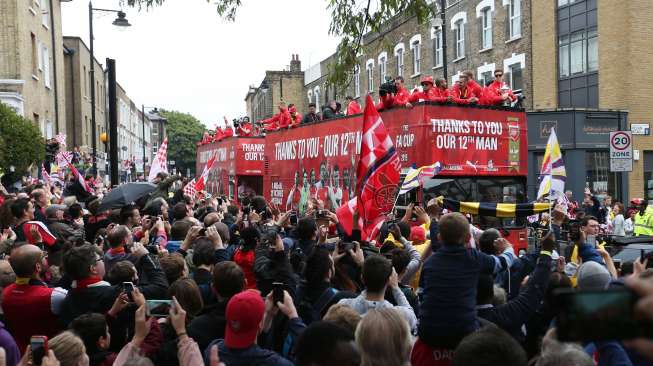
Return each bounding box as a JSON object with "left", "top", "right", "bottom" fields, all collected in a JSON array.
[{"left": 632, "top": 199, "right": 653, "bottom": 236}]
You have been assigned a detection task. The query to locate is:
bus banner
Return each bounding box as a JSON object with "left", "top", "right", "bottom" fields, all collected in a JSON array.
[{"left": 263, "top": 104, "right": 527, "bottom": 210}]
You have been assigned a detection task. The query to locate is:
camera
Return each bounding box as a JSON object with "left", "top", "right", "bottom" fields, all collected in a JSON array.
[
  {"left": 233, "top": 118, "right": 240, "bottom": 128},
  {"left": 379, "top": 77, "right": 397, "bottom": 97}
]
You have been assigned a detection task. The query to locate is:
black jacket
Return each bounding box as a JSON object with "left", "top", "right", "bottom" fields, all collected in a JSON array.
[
  {"left": 59, "top": 254, "right": 168, "bottom": 326},
  {"left": 301, "top": 112, "right": 321, "bottom": 124},
  {"left": 187, "top": 300, "right": 228, "bottom": 352},
  {"left": 477, "top": 254, "right": 552, "bottom": 343},
  {"left": 254, "top": 246, "right": 297, "bottom": 297}
]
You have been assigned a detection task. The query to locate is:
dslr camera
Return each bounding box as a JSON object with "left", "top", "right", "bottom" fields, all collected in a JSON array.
[{"left": 379, "top": 76, "right": 397, "bottom": 97}]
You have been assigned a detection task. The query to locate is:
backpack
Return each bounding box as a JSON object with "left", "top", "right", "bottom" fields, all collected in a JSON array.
[{"left": 296, "top": 282, "right": 339, "bottom": 325}]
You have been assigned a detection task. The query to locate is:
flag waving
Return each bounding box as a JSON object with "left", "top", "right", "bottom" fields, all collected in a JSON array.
[
  {"left": 148, "top": 137, "right": 169, "bottom": 182},
  {"left": 41, "top": 164, "right": 52, "bottom": 186},
  {"left": 537, "top": 128, "right": 566, "bottom": 199},
  {"left": 195, "top": 153, "right": 216, "bottom": 192},
  {"left": 183, "top": 178, "right": 198, "bottom": 198},
  {"left": 353, "top": 95, "right": 401, "bottom": 241},
  {"left": 399, "top": 161, "right": 442, "bottom": 195},
  {"left": 68, "top": 161, "right": 92, "bottom": 193}
]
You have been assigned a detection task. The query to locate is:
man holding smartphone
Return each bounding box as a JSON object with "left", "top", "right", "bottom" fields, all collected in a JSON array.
[{"left": 570, "top": 216, "right": 605, "bottom": 266}]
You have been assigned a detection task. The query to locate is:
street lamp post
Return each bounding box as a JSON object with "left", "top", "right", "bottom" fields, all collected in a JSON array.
[{"left": 88, "top": 1, "right": 130, "bottom": 175}]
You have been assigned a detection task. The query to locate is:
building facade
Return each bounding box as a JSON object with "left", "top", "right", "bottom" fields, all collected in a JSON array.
[
  {"left": 529, "top": 0, "right": 653, "bottom": 203},
  {"left": 62, "top": 36, "right": 109, "bottom": 173},
  {"left": 0, "top": 0, "right": 68, "bottom": 138},
  {"left": 245, "top": 55, "right": 305, "bottom": 122},
  {"left": 305, "top": 0, "right": 532, "bottom": 112}
]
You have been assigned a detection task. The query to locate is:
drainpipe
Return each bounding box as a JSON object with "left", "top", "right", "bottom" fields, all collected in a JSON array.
[{"left": 49, "top": 0, "right": 60, "bottom": 133}]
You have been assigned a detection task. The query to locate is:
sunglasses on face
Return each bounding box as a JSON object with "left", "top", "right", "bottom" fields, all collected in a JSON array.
[{"left": 495, "top": 74, "right": 503, "bottom": 77}]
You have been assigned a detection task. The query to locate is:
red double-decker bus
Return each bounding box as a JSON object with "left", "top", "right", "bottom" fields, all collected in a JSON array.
[{"left": 197, "top": 103, "right": 528, "bottom": 250}]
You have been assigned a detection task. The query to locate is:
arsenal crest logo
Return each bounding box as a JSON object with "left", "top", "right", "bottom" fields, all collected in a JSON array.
[{"left": 508, "top": 123, "right": 520, "bottom": 142}]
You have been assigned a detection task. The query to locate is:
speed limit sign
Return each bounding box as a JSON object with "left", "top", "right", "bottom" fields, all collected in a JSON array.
[{"left": 610, "top": 131, "right": 632, "bottom": 172}]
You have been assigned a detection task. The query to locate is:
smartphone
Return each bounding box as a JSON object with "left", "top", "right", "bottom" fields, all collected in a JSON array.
[
  {"left": 338, "top": 241, "right": 354, "bottom": 253},
  {"left": 272, "top": 282, "right": 284, "bottom": 305},
  {"left": 586, "top": 234, "right": 597, "bottom": 247},
  {"left": 198, "top": 227, "right": 207, "bottom": 236},
  {"left": 289, "top": 211, "right": 298, "bottom": 225},
  {"left": 30, "top": 336, "right": 48, "bottom": 366},
  {"left": 146, "top": 300, "right": 173, "bottom": 318},
  {"left": 122, "top": 282, "right": 134, "bottom": 298},
  {"left": 554, "top": 288, "right": 653, "bottom": 342},
  {"left": 317, "top": 210, "right": 328, "bottom": 219},
  {"left": 217, "top": 198, "right": 223, "bottom": 206}
]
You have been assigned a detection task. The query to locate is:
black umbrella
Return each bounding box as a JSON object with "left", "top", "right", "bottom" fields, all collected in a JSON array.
[{"left": 98, "top": 182, "right": 157, "bottom": 212}]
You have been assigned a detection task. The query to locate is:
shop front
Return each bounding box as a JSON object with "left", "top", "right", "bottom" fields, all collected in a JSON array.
[{"left": 527, "top": 109, "right": 629, "bottom": 204}]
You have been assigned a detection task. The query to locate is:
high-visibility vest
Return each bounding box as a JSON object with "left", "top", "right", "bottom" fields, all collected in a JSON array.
[{"left": 633, "top": 210, "right": 653, "bottom": 236}]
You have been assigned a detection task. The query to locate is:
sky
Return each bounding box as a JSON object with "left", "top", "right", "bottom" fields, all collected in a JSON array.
[{"left": 61, "top": 0, "right": 340, "bottom": 128}]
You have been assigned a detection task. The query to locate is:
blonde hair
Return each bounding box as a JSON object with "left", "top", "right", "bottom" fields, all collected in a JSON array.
[
  {"left": 323, "top": 303, "right": 362, "bottom": 334},
  {"left": 49, "top": 331, "right": 87, "bottom": 366},
  {"left": 355, "top": 308, "right": 412, "bottom": 366}
]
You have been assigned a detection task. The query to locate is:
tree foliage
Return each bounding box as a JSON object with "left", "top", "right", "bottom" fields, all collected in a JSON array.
[
  {"left": 123, "top": 0, "right": 436, "bottom": 92},
  {"left": 158, "top": 109, "right": 205, "bottom": 176},
  {"left": 0, "top": 103, "right": 45, "bottom": 177}
]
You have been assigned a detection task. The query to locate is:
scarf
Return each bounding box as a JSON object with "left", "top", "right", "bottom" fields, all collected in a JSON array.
[{"left": 74, "top": 276, "right": 104, "bottom": 289}]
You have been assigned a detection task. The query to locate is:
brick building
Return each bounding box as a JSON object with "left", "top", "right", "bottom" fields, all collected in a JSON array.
[
  {"left": 305, "top": 0, "right": 531, "bottom": 112},
  {"left": 528, "top": 0, "right": 653, "bottom": 203},
  {"left": 245, "top": 55, "right": 305, "bottom": 122},
  {"left": 0, "top": 0, "right": 68, "bottom": 138},
  {"left": 63, "top": 36, "right": 109, "bottom": 172}
]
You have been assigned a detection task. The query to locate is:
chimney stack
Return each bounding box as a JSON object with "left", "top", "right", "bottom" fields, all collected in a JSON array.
[{"left": 290, "top": 54, "right": 301, "bottom": 72}]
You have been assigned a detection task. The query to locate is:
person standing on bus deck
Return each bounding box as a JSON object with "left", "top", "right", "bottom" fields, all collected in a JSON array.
[
  {"left": 288, "top": 104, "right": 302, "bottom": 128},
  {"left": 451, "top": 74, "right": 480, "bottom": 105},
  {"left": 393, "top": 76, "right": 411, "bottom": 107},
  {"left": 236, "top": 117, "right": 254, "bottom": 137},
  {"left": 408, "top": 76, "right": 439, "bottom": 104},
  {"left": 462, "top": 70, "right": 484, "bottom": 103},
  {"left": 302, "top": 103, "right": 321, "bottom": 124},
  {"left": 260, "top": 101, "right": 291, "bottom": 131},
  {"left": 345, "top": 96, "right": 361, "bottom": 115},
  {"left": 434, "top": 78, "right": 453, "bottom": 103},
  {"left": 484, "top": 69, "right": 517, "bottom": 106}
]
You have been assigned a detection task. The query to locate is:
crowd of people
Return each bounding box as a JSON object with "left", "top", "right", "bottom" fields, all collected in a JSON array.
[
  {"left": 532, "top": 188, "right": 653, "bottom": 239},
  {"left": 197, "top": 69, "right": 521, "bottom": 145},
  {"left": 0, "top": 173, "right": 652, "bottom": 366}
]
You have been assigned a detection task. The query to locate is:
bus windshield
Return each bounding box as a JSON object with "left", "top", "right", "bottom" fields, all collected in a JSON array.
[{"left": 422, "top": 177, "right": 527, "bottom": 229}]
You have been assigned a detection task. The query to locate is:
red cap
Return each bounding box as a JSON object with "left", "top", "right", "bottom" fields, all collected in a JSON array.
[
  {"left": 410, "top": 226, "right": 426, "bottom": 242},
  {"left": 225, "top": 290, "right": 265, "bottom": 348},
  {"left": 420, "top": 76, "right": 434, "bottom": 86}
]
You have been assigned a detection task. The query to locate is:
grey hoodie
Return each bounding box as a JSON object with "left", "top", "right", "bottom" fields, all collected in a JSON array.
[{"left": 337, "top": 287, "right": 417, "bottom": 332}]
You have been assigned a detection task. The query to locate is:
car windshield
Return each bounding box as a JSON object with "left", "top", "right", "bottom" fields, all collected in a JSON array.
[
  {"left": 422, "top": 177, "right": 527, "bottom": 229},
  {"left": 613, "top": 246, "right": 653, "bottom": 263}
]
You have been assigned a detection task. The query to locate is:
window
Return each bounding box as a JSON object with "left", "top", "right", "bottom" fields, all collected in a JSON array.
[
  {"left": 411, "top": 40, "right": 421, "bottom": 75},
  {"left": 508, "top": 0, "right": 521, "bottom": 39},
  {"left": 432, "top": 27, "right": 443, "bottom": 67},
  {"left": 644, "top": 151, "right": 653, "bottom": 202},
  {"left": 454, "top": 20, "right": 465, "bottom": 59},
  {"left": 41, "top": 0, "right": 49, "bottom": 26},
  {"left": 366, "top": 60, "right": 374, "bottom": 92},
  {"left": 31, "top": 33, "right": 38, "bottom": 76},
  {"left": 395, "top": 47, "right": 404, "bottom": 77},
  {"left": 587, "top": 29, "right": 598, "bottom": 72},
  {"left": 42, "top": 44, "right": 50, "bottom": 88},
  {"left": 378, "top": 53, "right": 387, "bottom": 83},
  {"left": 83, "top": 66, "right": 88, "bottom": 97},
  {"left": 480, "top": 70, "right": 493, "bottom": 86},
  {"left": 507, "top": 63, "right": 522, "bottom": 91},
  {"left": 307, "top": 90, "right": 313, "bottom": 104},
  {"left": 587, "top": 151, "right": 618, "bottom": 198},
  {"left": 481, "top": 7, "right": 492, "bottom": 49},
  {"left": 354, "top": 66, "right": 361, "bottom": 97},
  {"left": 558, "top": 35, "right": 570, "bottom": 77},
  {"left": 152, "top": 122, "right": 159, "bottom": 136},
  {"left": 314, "top": 87, "right": 320, "bottom": 107},
  {"left": 45, "top": 119, "right": 52, "bottom": 139},
  {"left": 559, "top": 29, "right": 597, "bottom": 77},
  {"left": 558, "top": 0, "right": 577, "bottom": 7}
]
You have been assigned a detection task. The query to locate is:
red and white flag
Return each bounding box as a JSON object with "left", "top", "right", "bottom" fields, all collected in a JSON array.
[
  {"left": 41, "top": 164, "right": 52, "bottom": 185},
  {"left": 68, "top": 161, "right": 92, "bottom": 193},
  {"left": 24, "top": 221, "right": 57, "bottom": 247},
  {"left": 195, "top": 153, "right": 216, "bottom": 192},
  {"left": 56, "top": 151, "right": 72, "bottom": 167},
  {"left": 354, "top": 95, "right": 401, "bottom": 241},
  {"left": 148, "top": 137, "right": 169, "bottom": 182},
  {"left": 336, "top": 197, "right": 361, "bottom": 236},
  {"left": 183, "top": 178, "right": 197, "bottom": 198}
]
